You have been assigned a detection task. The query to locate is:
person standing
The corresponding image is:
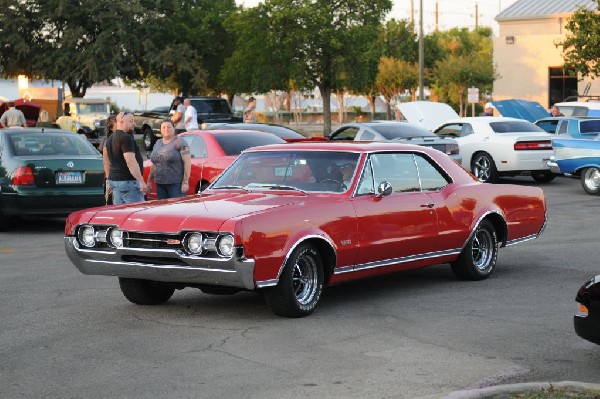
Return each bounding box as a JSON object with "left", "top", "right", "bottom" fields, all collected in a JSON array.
[
  {"left": 171, "top": 96, "right": 186, "bottom": 134},
  {"left": 480, "top": 102, "right": 495, "bottom": 117},
  {"left": 244, "top": 96, "right": 257, "bottom": 123},
  {"left": 99, "top": 115, "right": 118, "bottom": 204},
  {"left": 146, "top": 120, "right": 192, "bottom": 200},
  {"left": 0, "top": 101, "right": 27, "bottom": 128},
  {"left": 183, "top": 98, "right": 199, "bottom": 131},
  {"left": 103, "top": 112, "right": 146, "bottom": 204},
  {"left": 550, "top": 105, "right": 564, "bottom": 117}
]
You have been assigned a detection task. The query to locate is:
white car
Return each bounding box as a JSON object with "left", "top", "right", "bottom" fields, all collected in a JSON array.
[{"left": 398, "top": 102, "right": 556, "bottom": 183}]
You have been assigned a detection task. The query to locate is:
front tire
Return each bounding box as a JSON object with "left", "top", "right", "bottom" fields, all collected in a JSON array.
[
  {"left": 263, "top": 244, "right": 324, "bottom": 318},
  {"left": 471, "top": 152, "right": 498, "bottom": 183},
  {"left": 118, "top": 278, "right": 175, "bottom": 305},
  {"left": 581, "top": 167, "right": 600, "bottom": 195},
  {"left": 451, "top": 220, "right": 498, "bottom": 281}
]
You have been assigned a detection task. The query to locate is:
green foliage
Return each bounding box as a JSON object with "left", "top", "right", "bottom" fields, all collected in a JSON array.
[
  {"left": 556, "top": 1, "right": 600, "bottom": 79},
  {"left": 376, "top": 57, "right": 418, "bottom": 118}
]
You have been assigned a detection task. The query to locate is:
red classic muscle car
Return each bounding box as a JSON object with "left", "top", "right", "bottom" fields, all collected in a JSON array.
[{"left": 64, "top": 142, "right": 547, "bottom": 317}]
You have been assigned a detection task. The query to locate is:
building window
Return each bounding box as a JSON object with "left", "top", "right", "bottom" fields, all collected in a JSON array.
[{"left": 548, "top": 67, "right": 578, "bottom": 108}]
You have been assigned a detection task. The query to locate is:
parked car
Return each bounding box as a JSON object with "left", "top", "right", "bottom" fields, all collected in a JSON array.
[
  {"left": 547, "top": 137, "right": 600, "bottom": 194},
  {"left": 65, "top": 141, "right": 547, "bottom": 317},
  {"left": 143, "top": 129, "right": 286, "bottom": 199},
  {"left": 554, "top": 100, "right": 600, "bottom": 117},
  {"left": 0, "top": 98, "right": 42, "bottom": 127},
  {"left": 134, "top": 106, "right": 170, "bottom": 149},
  {"left": 575, "top": 275, "right": 600, "bottom": 345},
  {"left": 204, "top": 122, "right": 329, "bottom": 143},
  {"left": 535, "top": 116, "right": 600, "bottom": 139},
  {"left": 55, "top": 98, "right": 111, "bottom": 146},
  {"left": 0, "top": 128, "right": 105, "bottom": 230},
  {"left": 327, "top": 121, "right": 461, "bottom": 163},
  {"left": 398, "top": 102, "right": 556, "bottom": 183}
]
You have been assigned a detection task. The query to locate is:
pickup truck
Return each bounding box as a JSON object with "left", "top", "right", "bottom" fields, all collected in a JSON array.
[{"left": 135, "top": 97, "right": 242, "bottom": 150}]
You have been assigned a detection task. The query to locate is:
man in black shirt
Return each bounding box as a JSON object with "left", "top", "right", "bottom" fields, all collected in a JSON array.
[{"left": 103, "top": 112, "right": 147, "bottom": 204}]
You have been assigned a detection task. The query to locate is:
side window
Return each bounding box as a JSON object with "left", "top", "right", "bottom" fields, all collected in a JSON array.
[
  {"left": 436, "top": 124, "right": 462, "bottom": 138},
  {"left": 331, "top": 127, "right": 359, "bottom": 141},
  {"left": 557, "top": 121, "right": 568, "bottom": 135},
  {"left": 415, "top": 155, "right": 450, "bottom": 191},
  {"left": 536, "top": 120, "right": 558, "bottom": 134},
  {"left": 357, "top": 158, "right": 374, "bottom": 195},
  {"left": 461, "top": 124, "right": 474, "bottom": 137},
  {"left": 360, "top": 130, "right": 375, "bottom": 140},
  {"left": 370, "top": 153, "right": 420, "bottom": 193},
  {"left": 184, "top": 136, "right": 207, "bottom": 158}
]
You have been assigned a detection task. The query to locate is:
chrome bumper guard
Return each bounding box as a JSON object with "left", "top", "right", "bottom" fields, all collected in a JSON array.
[
  {"left": 64, "top": 237, "right": 256, "bottom": 290},
  {"left": 546, "top": 159, "right": 562, "bottom": 174}
]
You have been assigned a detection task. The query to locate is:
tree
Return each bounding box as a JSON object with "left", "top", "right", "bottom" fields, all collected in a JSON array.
[
  {"left": 0, "top": 0, "right": 146, "bottom": 97},
  {"left": 376, "top": 57, "right": 418, "bottom": 119},
  {"left": 556, "top": 1, "right": 600, "bottom": 79},
  {"left": 222, "top": 0, "right": 391, "bottom": 134}
]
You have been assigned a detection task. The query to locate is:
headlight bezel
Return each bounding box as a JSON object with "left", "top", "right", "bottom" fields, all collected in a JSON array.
[
  {"left": 77, "top": 225, "right": 96, "bottom": 247},
  {"left": 107, "top": 228, "right": 124, "bottom": 248},
  {"left": 216, "top": 234, "right": 235, "bottom": 257},
  {"left": 184, "top": 232, "right": 204, "bottom": 255}
]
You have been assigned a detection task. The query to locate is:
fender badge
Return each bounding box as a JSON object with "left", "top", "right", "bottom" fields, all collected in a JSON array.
[
  {"left": 166, "top": 239, "right": 181, "bottom": 245},
  {"left": 66, "top": 161, "right": 75, "bottom": 168}
]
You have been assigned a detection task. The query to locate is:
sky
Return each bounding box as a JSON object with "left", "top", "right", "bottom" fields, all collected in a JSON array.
[{"left": 235, "top": 0, "right": 519, "bottom": 35}]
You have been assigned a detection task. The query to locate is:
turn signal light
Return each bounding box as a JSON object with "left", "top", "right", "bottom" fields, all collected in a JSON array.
[
  {"left": 514, "top": 141, "right": 552, "bottom": 151},
  {"left": 576, "top": 303, "right": 589, "bottom": 317},
  {"left": 12, "top": 166, "right": 36, "bottom": 186}
]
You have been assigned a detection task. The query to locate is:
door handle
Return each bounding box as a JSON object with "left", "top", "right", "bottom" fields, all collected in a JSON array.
[{"left": 420, "top": 203, "right": 435, "bottom": 208}]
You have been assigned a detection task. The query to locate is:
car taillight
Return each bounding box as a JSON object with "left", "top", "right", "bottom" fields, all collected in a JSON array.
[
  {"left": 514, "top": 141, "right": 552, "bottom": 151},
  {"left": 445, "top": 144, "right": 459, "bottom": 155},
  {"left": 12, "top": 166, "right": 36, "bottom": 186}
]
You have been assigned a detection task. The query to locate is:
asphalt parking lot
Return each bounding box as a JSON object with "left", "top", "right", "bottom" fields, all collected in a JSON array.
[{"left": 1, "top": 175, "right": 599, "bottom": 398}]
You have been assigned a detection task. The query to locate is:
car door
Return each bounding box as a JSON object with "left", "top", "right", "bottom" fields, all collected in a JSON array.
[{"left": 350, "top": 152, "right": 440, "bottom": 266}]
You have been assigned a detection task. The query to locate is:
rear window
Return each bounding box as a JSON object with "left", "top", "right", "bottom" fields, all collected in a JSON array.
[
  {"left": 190, "top": 99, "right": 232, "bottom": 114},
  {"left": 8, "top": 132, "right": 99, "bottom": 156},
  {"left": 213, "top": 132, "right": 285, "bottom": 155},
  {"left": 580, "top": 120, "right": 600, "bottom": 134},
  {"left": 371, "top": 124, "right": 436, "bottom": 139},
  {"left": 489, "top": 121, "right": 545, "bottom": 133}
]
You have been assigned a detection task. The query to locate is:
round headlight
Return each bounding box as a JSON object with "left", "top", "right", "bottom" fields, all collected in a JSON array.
[
  {"left": 78, "top": 225, "right": 96, "bottom": 247},
  {"left": 217, "top": 235, "right": 234, "bottom": 257},
  {"left": 186, "top": 233, "right": 204, "bottom": 254},
  {"left": 108, "top": 228, "right": 124, "bottom": 248}
]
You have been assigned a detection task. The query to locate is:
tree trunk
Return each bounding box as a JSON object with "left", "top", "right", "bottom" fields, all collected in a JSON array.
[
  {"left": 368, "top": 95, "right": 376, "bottom": 120},
  {"left": 319, "top": 84, "right": 332, "bottom": 135}
]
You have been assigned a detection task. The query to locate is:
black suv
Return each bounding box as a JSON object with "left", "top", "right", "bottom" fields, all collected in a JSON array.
[{"left": 187, "top": 97, "right": 242, "bottom": 125}]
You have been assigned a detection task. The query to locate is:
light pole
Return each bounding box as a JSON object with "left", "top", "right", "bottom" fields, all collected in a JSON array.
[{"left": 418, "top": 0, "right": 425, "bottom": 100}]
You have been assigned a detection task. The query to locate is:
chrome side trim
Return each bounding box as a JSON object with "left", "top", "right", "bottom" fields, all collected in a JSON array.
[
  {"left": 333, "top": 248, "right": 461, "bottom": 275},
  {"left": 505, "top": 234, "right": 538, "bottom": 247},
  {"left": 256, "top": 279, "right": 278, "bottom": 288}
]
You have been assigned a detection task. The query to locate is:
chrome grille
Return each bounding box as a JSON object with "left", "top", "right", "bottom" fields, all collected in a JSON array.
[{"left": 124, "top": 232, "right": 184, "bottom": 250}]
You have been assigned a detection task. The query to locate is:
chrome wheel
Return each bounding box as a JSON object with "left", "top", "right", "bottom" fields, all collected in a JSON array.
[
  {"left": 472, "top": 228, "right": 494, "bottom": 271},
  {"left": 581, "top": 167, "right": 600, "bottom": 195},
  {"left": 471, "top": 153, "right": 497, "bottom": 183},
  {"left": 292, "top": 253, "right": 319, "bottom": 306}
]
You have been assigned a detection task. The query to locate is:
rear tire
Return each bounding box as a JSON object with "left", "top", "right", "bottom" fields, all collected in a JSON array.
[
  {"left": 118, "top": 278, "right": 175, "bottom": 305},
  {"left": 532, "top": 171, "right": 555, "bottom": 182},
  {"left": 143, "top": 127, "right": 156, "bottom": 151},
  {"left": 264, "top": 244, "right": 324, "bottom": 317},
  {"left": 451, "top": 220, "right": 498, "bottom": 281},
  {"left": 581, "top": 167, "right": 600, "bottom": 195},
  {"left": 471, "top": 152, "right": 498, "bottom": 183}
]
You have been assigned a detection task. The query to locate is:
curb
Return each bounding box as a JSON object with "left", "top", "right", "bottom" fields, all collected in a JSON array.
[{"left": 441, "top": 381, "right": 600, "bottom": 398}]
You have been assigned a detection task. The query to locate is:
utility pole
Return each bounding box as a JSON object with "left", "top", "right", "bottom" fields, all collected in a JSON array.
[
  {"left": 418, "top": 0, "right": 425, "bottom": 100},
  {"left": 410, "top": 0, "right": 415, "bottom": 25},
  {"left": 435, "top": 0, "right": 439, "bottom": 32},
  {"left": 475, "top": 2, "right": 479, "bottom": 29}
]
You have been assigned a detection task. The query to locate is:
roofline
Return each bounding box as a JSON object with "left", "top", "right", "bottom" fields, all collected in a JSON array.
[{"left": 496, "top": 12, "right": 574, "bottom": 22}]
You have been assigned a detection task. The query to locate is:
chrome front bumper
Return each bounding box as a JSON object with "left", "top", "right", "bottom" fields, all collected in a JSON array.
[
  {"left": 546, "top": 159, "right": 562, "bottom": 174},
  {"left": 64, "top": 237, "right": 256, "bottom": 290}
]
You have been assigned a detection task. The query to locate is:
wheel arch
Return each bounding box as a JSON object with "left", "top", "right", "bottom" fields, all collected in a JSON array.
[
  {"left": 279, "top": 235, "right": 337, "bottom": 286},
  {"left": 462, "top": 211, "right": 507, "bottom": 250}
]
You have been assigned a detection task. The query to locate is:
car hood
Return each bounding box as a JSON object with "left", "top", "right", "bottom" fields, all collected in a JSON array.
[
  {"left": 85, "top": 191, "right": 307, "bottom": 233},
  {"left": 397, "top": 101, "right": 460, "bottom": 130},
  {"left": 492, "top": 99, "right": 549, "bottom": 122}
]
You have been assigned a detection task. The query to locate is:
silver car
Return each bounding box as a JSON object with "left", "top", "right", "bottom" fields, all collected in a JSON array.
[{"left": 328, "top": 122, "right": 461, "bottom": 163}]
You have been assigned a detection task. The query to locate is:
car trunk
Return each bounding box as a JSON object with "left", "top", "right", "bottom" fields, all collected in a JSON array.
[{"left": 13, "top": 157, "right": 104, "bottom": 189}]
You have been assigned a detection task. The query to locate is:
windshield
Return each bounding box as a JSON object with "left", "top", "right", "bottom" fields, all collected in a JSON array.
[
  {"left": 371, "top": 124, "right": 436, "bottom": 139},
  {"left": 190, "top": 99, "right": 232, "bottom": 114},
  {"left": 8, "top": 132, "right": 99, "bottom": 156},
  {"left": 76, "top": 103, "right": 110, "bottom": 114},
  {"left": 489, "top": 121, "right": 545, "bottom": 133},
  {"left": 213, "top": 151, "right": 360, "bottom": 193}
]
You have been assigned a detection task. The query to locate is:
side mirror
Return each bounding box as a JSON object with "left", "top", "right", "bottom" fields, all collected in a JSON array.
[{"left": 375, "top": 181, "right": 393, "bottom": 198}]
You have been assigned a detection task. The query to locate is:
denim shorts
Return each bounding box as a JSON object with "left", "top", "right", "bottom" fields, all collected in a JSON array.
[
  {"left": 108, "top": 180, "right": 145, "bottom": 204},
  {"left": 156, "top": 183, "right": 184, "bottom": 200}
]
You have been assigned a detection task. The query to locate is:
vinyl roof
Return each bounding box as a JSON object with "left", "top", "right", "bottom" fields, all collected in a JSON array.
[{"left": 496, "top": 0, "right": 598, "bottom": 21}]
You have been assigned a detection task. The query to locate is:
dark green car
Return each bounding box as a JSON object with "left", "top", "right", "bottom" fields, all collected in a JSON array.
[{"left": 0, "top": 128, "right": 105, "bottom": 230}]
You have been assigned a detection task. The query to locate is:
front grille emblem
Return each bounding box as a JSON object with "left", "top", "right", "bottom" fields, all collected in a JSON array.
[
  {"left": 166, "top": 239, "right": 181, "bottom": 245},
  {"left": 66, "top": 161, "right": 75, "bottom": 168}
]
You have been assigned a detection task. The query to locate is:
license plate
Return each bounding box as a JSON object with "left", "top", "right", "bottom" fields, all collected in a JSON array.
[{"left": 57, "top": 171, "right": 82, "bottom": 184}]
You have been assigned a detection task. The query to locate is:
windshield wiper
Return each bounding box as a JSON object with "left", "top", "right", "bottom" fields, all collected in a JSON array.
[
  {"left": 212, "top": 185, "right": 249, "bottom": 191},
  {"left": 244, "top": 183, "right": 308, "bottom": 194}
]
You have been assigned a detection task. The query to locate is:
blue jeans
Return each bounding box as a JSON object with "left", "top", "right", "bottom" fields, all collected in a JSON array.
[
  {"left": 108, "top": 180, "right": 145, "bottom": 204},
  {"left": 156, "top": 183, "right": 184, "bottom": 200}
]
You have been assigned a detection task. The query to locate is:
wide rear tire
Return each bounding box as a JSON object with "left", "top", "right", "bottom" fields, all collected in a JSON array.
[
  {"left": 451, "top": 220, "right": 498, "bottom": 281},
  {"left": 532, "top": 171, "right": 556, "bottom": 182},
  {"left": 264, "top": 244, "right": 324, "bottom": 318},
  {"left": 118, "top": 278, "right": 175, "bottom": 305},
  {"left": 581, "top": 167, "right": 600, "bottom": 195}
]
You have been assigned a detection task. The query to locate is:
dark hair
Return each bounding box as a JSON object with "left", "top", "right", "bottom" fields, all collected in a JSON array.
[
  {"left": 8, "top": 101, "right": 15, "bottom": 107},
  {"left": 161, "top": 118, "right": 175, "bottom": 127},
  {"left": 173, "top": 96, "right": 183, "bottom": 103},
  {"left": 249, "top": 96, "right": 256, "bottom": 102}
]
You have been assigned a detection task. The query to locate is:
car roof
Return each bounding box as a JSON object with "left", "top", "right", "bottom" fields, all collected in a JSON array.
[
  {"left": 65, "top": 98, "right": 110, "bottom": 104},
  {"left": 0, "top": 127, "right": 72, "bottom": 135},
  {"left": 244, "top": 140, "right": 435, "bottom": 153},
  {"left": 439, "top": 116, "right": 526, "bottom": 124},
  {"left": 554, "top": 101, "right": 600, "bottom": 109}
]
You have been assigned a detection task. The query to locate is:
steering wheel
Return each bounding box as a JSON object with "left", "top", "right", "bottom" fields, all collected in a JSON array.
[{"left": 319, "top": 179, "right": 345, "bottom": 191}]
